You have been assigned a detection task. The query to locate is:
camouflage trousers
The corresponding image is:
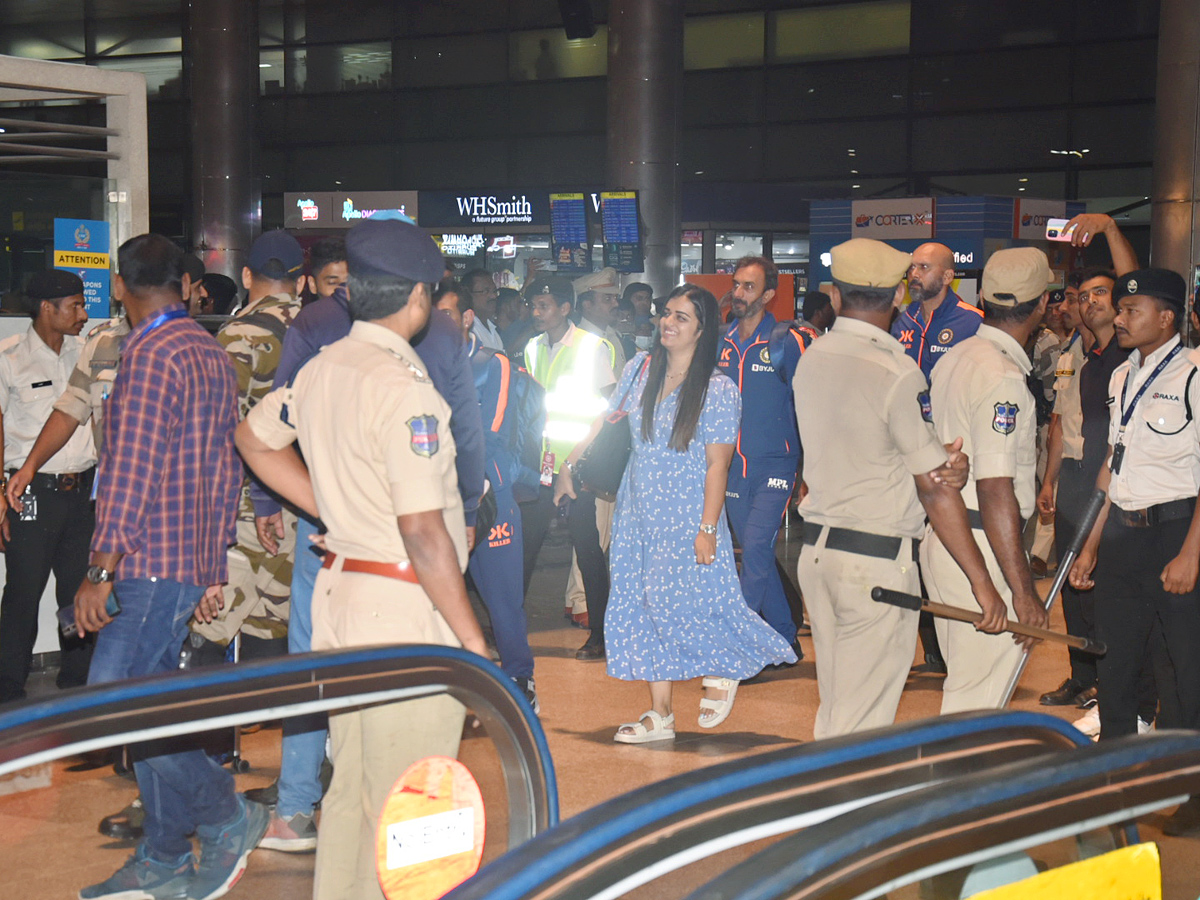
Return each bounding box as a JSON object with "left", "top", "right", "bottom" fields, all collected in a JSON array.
[{"left": 190, "top": 511, "right": 297, "bottom": 645}]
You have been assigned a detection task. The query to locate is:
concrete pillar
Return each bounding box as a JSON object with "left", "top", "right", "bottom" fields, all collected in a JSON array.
[
  {"left": 606, "top": 0, "right": 684, "bottom": 297},
  {"left": 188, "top": 0, "right": 257, "bottom": 280},
  {"left": 1150, "top": 0, "right": 1200, "bottom": 291}
]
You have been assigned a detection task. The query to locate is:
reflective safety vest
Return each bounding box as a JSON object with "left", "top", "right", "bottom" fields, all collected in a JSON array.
[{"left": 524, "top": 325, "right": 613, "bottom": 474}]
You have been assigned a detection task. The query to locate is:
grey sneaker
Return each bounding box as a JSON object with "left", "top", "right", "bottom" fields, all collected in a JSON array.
[
  {"left": 258, "top": 811, "right": 318, "bottom": 853},
  {"left": 79, "top": 845, "right": 195, "bottom": 900},
  {"left": 187, "top": 796, "right": 269, "bottom": 900},
  {"left": 513, "top": 676, "right": 540, "bottom": 715}
]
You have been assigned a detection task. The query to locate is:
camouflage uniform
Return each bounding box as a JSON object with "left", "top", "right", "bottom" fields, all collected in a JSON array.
[
  {"left": 1027, "top": 326, "right": 1062, "bottom": 562},
  {"left": 53, "top": 317, "right": 129, "bottom": 447},
  {"left": 191, "top": 293, "right": 301, "bottom": 645}
]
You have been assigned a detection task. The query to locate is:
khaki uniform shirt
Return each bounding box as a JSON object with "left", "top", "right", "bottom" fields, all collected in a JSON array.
[
  {"left": 578, "top": 316, "right": 626, "bottom": 378},
  {"left": 929, "top": 324, "right": 1038, "bottom": 520},
  {"left": 1106, "top": 335, "right": 1200, "bottom": 510},
  {"left": 794, "top": 316, "right": 948, "bottom": 539},
  {"left": 247, "top": 320, "right": 467, "bottom": 569},
  {"left": 217, "top": 292, "right": 302, "bottom": 520},
  {"left": 53, "top": 316, "right": 129, "bottom": 451},
  {"left": 1052, "top": 332, "right": 1085, "bottom": 460},
  {"left": 0, "top": 324, "right": 95, "bottom": 473}
]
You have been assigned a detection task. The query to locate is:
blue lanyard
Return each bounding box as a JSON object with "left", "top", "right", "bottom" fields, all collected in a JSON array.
[
  {"left": 1118, "top": 344, "right": 1182, "bottom": 431},
  {"left": 126, "top": 306, "right": 188, "bottom": 350}
]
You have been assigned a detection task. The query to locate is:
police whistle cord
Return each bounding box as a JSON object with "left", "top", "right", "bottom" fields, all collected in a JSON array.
[
  {"left": 869, "top": 587, "right": 1107, "bottom": 656},
  {"left": 994, "top": 487, "right": 1109, "bottom": 707}
]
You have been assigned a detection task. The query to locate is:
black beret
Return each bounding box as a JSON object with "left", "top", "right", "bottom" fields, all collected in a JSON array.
[
  {"left": 523, "top": 275, "right": 574, "bottom": 307},
  {"left": 27, "top": 269, "right": 84, "bottom": 301},
  {"left": 346, "top": 220, "right": 443, "bottom": 284},
  {"left": 1114, "top": 268, "right": 1187, "bottom": 310}
]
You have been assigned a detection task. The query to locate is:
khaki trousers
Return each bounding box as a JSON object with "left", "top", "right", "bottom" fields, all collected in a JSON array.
[
  {"left": 311, "top": 563, "right": 465, "bottom": 900},
  {"left": 921, "top": 525, "right": 1024, "bottom": 714},
  {"left": 798, "top": 530, "right": 920, "bottom": 741}
]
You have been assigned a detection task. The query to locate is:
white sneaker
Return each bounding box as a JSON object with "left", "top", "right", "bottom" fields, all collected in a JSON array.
[
  {"left": 1137, "top": 717, "right": 1154, "bottom": 734},
  {"left": 1073, "top": 706, "right": 1101, "bottom": 740}
]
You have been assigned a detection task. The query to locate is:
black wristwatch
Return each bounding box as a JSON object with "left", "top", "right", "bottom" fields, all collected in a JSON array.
[{"left": 86, "top": 565, "right": 114, "bottom": 585}]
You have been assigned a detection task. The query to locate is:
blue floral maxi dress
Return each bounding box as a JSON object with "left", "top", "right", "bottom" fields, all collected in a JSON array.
[{"left": 604, "top": 354, "right": 798, "bottom": 682}]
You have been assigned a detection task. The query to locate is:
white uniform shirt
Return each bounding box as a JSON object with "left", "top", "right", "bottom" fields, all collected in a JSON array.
[
  {"left": 0, "top": 324, "right": 96, "bottom": 473},
  {"left": 471, "top": 316, "right": 505, "bottom": 352},
  {"left": 1106, "top": 334, "right": 1200, "bottom": 510}
]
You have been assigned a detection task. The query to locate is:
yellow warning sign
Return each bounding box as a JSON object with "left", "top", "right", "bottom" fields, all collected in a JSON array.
[
  {"left": 968, "top": 843, "right": 1160, "bottom": 900},
  {"left": 53, "top": 250, "right": 110, "bottom": 268}
]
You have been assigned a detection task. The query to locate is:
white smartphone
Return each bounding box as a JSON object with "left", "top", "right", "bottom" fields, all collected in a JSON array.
[{"left": 1045, "top": 218, "right": 1077, "bottom": 242}]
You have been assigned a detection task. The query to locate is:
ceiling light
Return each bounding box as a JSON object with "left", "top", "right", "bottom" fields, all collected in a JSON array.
[
  {"left": 1018, "top": 177, "right": 1028, "bottom": 182},
  {"left": 259, "top": 63, "right": 271, "bottom": 68}
]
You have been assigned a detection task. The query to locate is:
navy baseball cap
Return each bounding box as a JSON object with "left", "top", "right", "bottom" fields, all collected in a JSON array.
[
  {"left": 1114, "top": 268, "right": 1187, "bottom": 310},
  {"left": 346, "top": 219, "right": 444, "bottom": 284},
  {"left": 27, "top": 269, "right": 84, "bottom": 301},
  {"left": 247, "top": 229, "right": 304, "bottom": 280}
]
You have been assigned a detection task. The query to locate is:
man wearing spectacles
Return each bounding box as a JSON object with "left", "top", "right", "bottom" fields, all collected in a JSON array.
[{"left": 463, "top": 268, "right": 504, "bottom": 351}]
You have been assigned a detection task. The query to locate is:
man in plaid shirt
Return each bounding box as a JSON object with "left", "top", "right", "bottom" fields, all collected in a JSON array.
[{"left": 73, "top": 234, "right": 267, "bottom": 900}]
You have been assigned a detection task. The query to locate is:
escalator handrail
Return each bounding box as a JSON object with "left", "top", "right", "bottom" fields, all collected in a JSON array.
[
  {"left": 448, "top": 710, "right": 1087, "bottom": 900},
  {"left": 0, "top": 644, "right": 558, "bottom": 844},
  {"left": 683, "top": 730, "right": 1200, "bottom": 900}
]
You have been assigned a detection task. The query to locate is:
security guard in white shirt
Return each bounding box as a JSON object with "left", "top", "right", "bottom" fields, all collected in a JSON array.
[
  {"left": 0, "top": 270, "right": 96, "bottom": 703},
  {"left": 1069, "top": 267, "right": 1200, "bottom": 834}
]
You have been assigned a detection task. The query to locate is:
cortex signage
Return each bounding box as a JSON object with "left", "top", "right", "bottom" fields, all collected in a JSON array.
[
  {"left": 53, "top": 218, "right": 110, "bottom": 318},
  {"left": 850, "top": 198, "right": 935, "bottom": 239},
  {"left": 1013, "top": 198, "right": 1067, "bottom": 241}
]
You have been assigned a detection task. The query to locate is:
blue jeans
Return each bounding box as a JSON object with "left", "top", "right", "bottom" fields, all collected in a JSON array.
[
  {"left": 276, "top": 516, "right": 327, "bottom": 818},
  {"left": 89, "top": 577, "right": 237, "bottom": 861}
]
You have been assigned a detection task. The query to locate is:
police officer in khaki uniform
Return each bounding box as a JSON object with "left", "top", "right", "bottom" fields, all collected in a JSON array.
[
  {"left": 924, "top": 247, "right": 1051, "bottom": 713},
  {"left": 794, "top": 238, "right": 1005, "bottom": 740},
  {"left": 237, "top": 218, "right": 488, "bottom": 900}
]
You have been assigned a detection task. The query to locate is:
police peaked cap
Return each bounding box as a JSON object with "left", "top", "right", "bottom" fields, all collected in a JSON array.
[
  {"left": 1114, "top": 268, "right": 1187, "bottom": 310},
  {"left": 346, "top": 219, "right": 444, "bottom": 284}
]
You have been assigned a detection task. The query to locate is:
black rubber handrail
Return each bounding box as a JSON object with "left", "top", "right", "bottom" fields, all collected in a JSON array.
[{"left": 0, "top": 644, "right": 558, "bottom": 846}]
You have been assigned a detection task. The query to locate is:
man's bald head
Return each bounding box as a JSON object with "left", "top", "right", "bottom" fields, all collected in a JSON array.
[{"left": 907, "top": 242, "right": 956, "bottom": 306}]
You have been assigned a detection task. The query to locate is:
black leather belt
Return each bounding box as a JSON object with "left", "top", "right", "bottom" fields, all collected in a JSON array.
[
  {"left": 1114, "top": 498, "right": 1195, "bottom": 528},
  {"left": 802, "top": 520, "right": 918, "bottom": 562},
  {"left": 7, "top": 467, "right": 94, "bottom": 493},
  {"left": 1061, "top": 459, "right": 1085, "bottom": 470}
]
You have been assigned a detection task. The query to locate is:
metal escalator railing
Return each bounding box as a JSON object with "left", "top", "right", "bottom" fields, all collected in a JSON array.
[
  {"left": 685, "top": 730, "right": 1200, "bottom": 900},
  {"left": 0, "top": 644, "right": 557, "bottom": 846},
  {"left": 448, "top": 711, "right": 1088, "bottom": 900}
]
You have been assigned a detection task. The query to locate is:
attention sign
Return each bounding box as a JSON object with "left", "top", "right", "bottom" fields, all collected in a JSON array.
[{"left": 53, "top": 218, "right": 111, "bottom": 318}]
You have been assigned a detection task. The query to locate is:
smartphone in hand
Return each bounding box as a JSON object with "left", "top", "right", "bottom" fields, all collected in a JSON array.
[
  {"left": 58, "top": 594, "right": 121, "bottom": 637},
  {"left": 1045, "top": 218, "right": 1077, "bottom": 242}
]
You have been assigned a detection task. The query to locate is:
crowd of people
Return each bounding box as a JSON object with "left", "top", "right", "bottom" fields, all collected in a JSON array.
[{"left": 2, "top": 208, "right": 1200, "bottom": 899}]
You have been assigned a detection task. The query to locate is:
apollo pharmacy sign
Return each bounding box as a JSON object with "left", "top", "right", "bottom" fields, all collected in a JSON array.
[{"left": 851, "top": 198, "right": 935, "bottom": 239}]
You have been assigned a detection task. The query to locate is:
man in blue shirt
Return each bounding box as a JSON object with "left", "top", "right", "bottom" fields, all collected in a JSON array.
[
  {"left": 891, "top": 242, "right": 982, "bottom": 380},
  {"left": 717, "top": 255, "right": 807, "bottom": 656}
]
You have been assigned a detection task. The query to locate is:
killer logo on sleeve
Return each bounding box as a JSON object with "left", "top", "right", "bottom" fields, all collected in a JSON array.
[
  {"left": 408, "top": 415, "right": 440, "bottom": 457},
  {"left": 992, "top": 402, "right": 1018, "bottom": 435},
  {"left": 918, "top": 390, "right": 934, "bottom": 423}
]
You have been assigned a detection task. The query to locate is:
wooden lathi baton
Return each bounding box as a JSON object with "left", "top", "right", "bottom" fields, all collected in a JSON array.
[{"left": 870, "top": 587, "right": 1107, "bottom": 656}]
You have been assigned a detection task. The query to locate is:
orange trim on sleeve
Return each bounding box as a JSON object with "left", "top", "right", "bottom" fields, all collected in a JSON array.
[
  {"left": 957, "top": 300, "right": 984, "bottom": 317},
  {"left": 491, "top": 353, "right": 511, "bottom": 433}
]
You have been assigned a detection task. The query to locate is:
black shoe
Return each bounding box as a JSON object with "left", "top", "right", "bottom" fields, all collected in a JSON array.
[
  {"left": 795, "top": 622, "right": 812, "bottom": 637},
  {"left": 924, "top": 652, "right": 947, "bottom": 675},
  {"left": 1040, "top": 677, "right": 1085, "bottom": 706},
  {"left": 575, "top": 636, "right": 605, "bottom": 661},
  {"left": 789, "top": 638, "right": 804, "bottom": 663},
  {"left": 1164, "top": 796, "right": 1200, "bottom": 836},
  {"left": 99, "top": 796, "right": 145, "bottom": 841},
  {"left": 243, "top": 782, "right": 278, "bottom": 807},
  {"left": 1074, "top": 684, "right": 1099, "bottom": 708}
]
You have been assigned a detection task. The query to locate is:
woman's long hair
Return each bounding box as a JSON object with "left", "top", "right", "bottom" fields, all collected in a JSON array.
[{"left": 639, "top": 284, "right": 720, "bottom": 452}]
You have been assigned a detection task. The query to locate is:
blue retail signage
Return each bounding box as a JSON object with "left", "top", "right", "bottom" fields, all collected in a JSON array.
[{"left": 53, "top": 218, "right": 111, "bottom": 318}]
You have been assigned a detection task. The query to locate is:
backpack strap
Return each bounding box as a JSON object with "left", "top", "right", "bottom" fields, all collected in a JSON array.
[{"left": 237, "top": 310, "right": 289, "bottom": 344}]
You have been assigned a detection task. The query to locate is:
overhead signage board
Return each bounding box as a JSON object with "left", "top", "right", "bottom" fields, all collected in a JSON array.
[
  {"left": 420, "top": 191, "right": 550, "bottom": 229},
  {"left": 600, "top": 191, "right": 644, "bottom": 273},
  {"left": 550, "top": 193, "right": 591, "bottom": 273},
  {"left": 851, "top": 198, "right": 935, "bottom": 239},
  {"left": 53, "top": 218, "right": 111, "bottom": 318},
  {"left": 1013, "top": 198, "right": 1067, "bottom": 240},
  {"left": 284, "top": 191, "right": 419, "bottom": 229},
  {"left": 436, "top": 234, "right": 486, "bottom": 257}
]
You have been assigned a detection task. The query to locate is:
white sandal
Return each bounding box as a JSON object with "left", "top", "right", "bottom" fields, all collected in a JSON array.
[
  {"left": 699, "top": 677, "right": 739, "bottom": 729},
  {"left": 613, "top": 710, "right": 676, "bottom": 744}
]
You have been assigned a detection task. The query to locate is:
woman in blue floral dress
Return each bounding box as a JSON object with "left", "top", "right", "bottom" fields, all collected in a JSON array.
[{"left": 556, "top": 285, "right": 796, "bottom": 743}]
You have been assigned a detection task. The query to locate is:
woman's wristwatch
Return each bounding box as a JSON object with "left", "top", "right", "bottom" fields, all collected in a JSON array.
[{"left": 699, "top": 523, "right": 718, "bottom": 535}]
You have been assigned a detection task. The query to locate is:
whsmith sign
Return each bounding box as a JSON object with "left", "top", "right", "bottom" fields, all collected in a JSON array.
[
  {"left": 850, "top": 198, "right": 935, "bottom": 240},
  {"left": 414, "top": 192, "right": 550, "bottom": 229}
]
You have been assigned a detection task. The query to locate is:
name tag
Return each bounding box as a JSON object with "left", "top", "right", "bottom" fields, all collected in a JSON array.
[{"left": 30, "top": 380, "right": 51, "bottom": 389}]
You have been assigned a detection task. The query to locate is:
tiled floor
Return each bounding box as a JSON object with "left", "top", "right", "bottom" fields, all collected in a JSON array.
[{"left": 3, "top": 523, "right": 1200, "bottom": 899}]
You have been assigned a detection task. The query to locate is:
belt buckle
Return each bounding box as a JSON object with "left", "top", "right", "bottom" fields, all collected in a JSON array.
[
  {"left": 58, "top": 473, "right": 77, "bottom": 491},
  {"left": 1121, "top": 508, "right": 1149, "bottom": 528}
]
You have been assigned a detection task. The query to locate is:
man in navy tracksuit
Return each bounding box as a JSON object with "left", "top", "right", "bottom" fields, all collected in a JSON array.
[
  {"left": 717, "top": 255, "right": 808, "bottom": 656},
  {"left": 890, "top": 242, "right": 982, "bottom": 380},
  {"left": 434, "top": 282, "right": 539, "bottom": 713}
]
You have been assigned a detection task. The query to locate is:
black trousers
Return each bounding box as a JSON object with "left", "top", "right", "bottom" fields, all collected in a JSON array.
[
  {"left": 1093, "top": 514, "right": 1200, "bottom": 740},
  {"left": 521, "top": 485, "right": 610, "bottom": 639},
  {"left": 1056, "top": 460, "right": 1098, "bottom": 688},
  {"left": 0, "top": 474, "right": 95, "bottom": 702}
]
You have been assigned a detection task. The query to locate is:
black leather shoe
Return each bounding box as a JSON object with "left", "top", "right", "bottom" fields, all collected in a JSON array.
[
  {"left": 1040, "top": 677, "right": 1085, "bottom": 706},
  {"left": 923, "top": 651, "right": 947, "bottom": 675},
  {"left": 575, "top": 636, "right": 605, "bottom": 661},
  {"left": 1074, "top": 684, "right": 1099, "bottom": 708},
  {"left": 99, "top": 796, "right": 144, "bottom": 840},
  {"left": 1164, "top": 796, "right": 1200, "bottom": 836}
]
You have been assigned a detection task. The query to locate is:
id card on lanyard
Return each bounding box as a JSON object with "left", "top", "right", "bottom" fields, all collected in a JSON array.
[{"left": 1110, "top": 345, "right": 1182, "bottom": 475}]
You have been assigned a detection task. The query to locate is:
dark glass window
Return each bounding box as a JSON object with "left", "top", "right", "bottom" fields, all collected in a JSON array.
[
  {"left": 684, "top": 13, "right": 764, "bottom": 70},
  {"left": 910, "top": 0, "right": 1071, "bottom": 53},
  {"left": 682, "top": 126, "right": 765, "bottom": 180},
  {"left": 394, "top": 33, "right": 507, "bottom": 87},
  {"left": 1072, "top": 38, "right": 1156, "bottom": 104},
  {"left": 766, "top": 119, "right": 907, "bottom": 180},
  {"left": 765, "top": 59, "right": 908, "bottom": 120},
  {"left": 912, "top": 47, "right": 1068, "bottom": 113},
  {"left": 771, "top": 1, "right": 910, "bottom": 63},
  {"left": 683, "top": 70, "right": 764, "bottom": 127},
  {"left": 1071, "top": 102, "right": 1154, "bottom": 167},
  {"left": 911, "top": 110, "right": 1070, "bottom": 172}
]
